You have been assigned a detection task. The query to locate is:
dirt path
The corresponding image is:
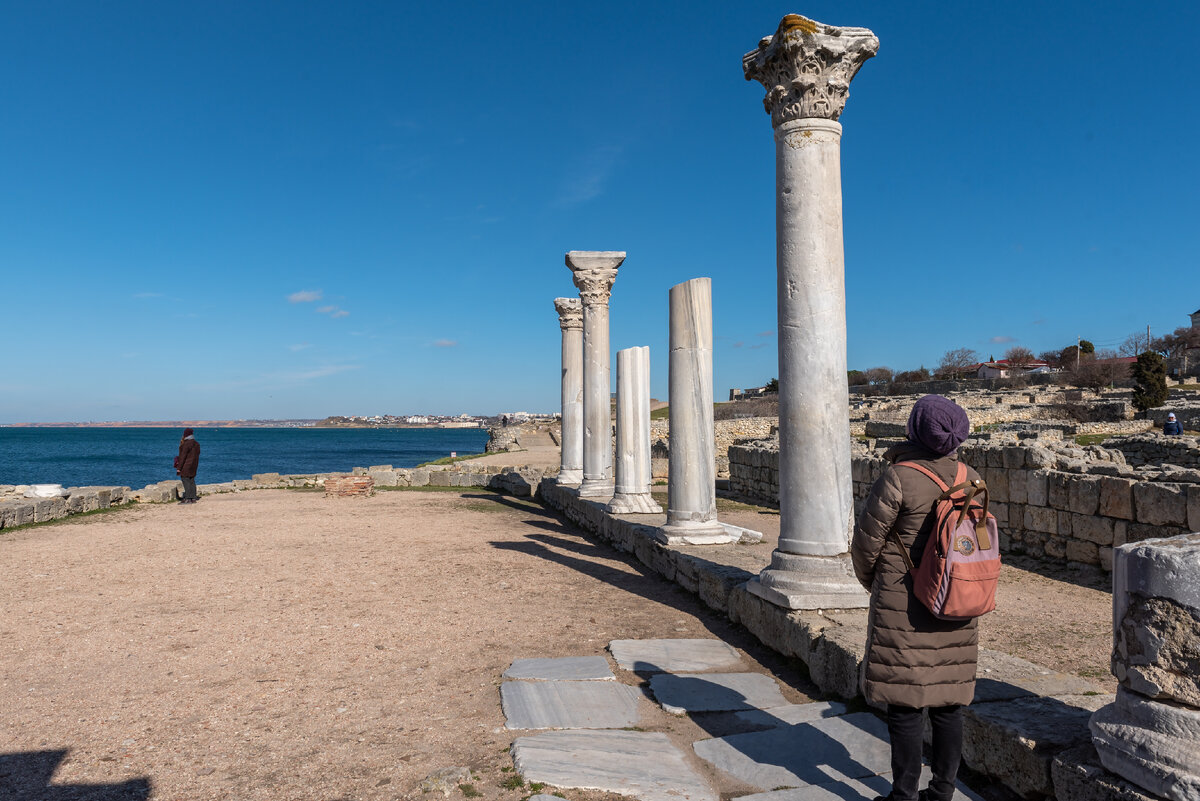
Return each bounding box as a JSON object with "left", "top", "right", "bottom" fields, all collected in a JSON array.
[{"left": 0, "top": 489, "right": 816, "bottom": 801}]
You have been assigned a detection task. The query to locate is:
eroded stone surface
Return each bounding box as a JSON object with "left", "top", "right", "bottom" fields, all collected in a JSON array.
[
  {"left": 1116, "top": 595, "right": 1200, "bottom": 707},
  {"left": 500, "top": 680, "right": 641, "bottom": 730},
  {"left": 1091, "top": 687, "right": 1200, "bottom": 801},
  {"left": 609, "top": 639, "right": 741, "bottom": 673},
  {"left": 693, "top": 711, "right": 891, "bottom": 790},
  {"left": 975, "top": 649, "right": 1105, "bottom": 703},
  {"left": 503, "top": 657, "right": 614, "bottom": 682},
  {"left": 731, "top": 764, "right": 983, "bottom": 801},
  {"left": 512, "top": 730, "right": 716, "bottom": 801},
  {"left": 649, "top": 672, "right": 789, "bottom": 715}
]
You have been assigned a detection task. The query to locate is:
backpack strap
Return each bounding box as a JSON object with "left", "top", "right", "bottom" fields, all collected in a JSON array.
[{"left": 894, "top": 461, "right": 950, "bottom": 492}]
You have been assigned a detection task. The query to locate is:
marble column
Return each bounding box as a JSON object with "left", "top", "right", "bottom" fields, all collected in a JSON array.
[
  {"left": 567, "top": 251, "right": 624, "bottom": 498},
  {"left": 661, "top": 278, "right": 726, "bottom": 540},
  {"left": 743, "top": 14, "right": 878, "bottom": 609},
  {"left": 608, "top": 346, "right": 661, "bottom": 514},
  {"left": 554, "top": 297, "right": 584, "bottom": 485}
]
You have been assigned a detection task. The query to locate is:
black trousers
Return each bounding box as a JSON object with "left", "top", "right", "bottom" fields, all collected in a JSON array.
[
  {"left": 886, "top": 704, "right": 963, "bottom": 801},
  {"left": 180, "top": 476, "right": 198, "bottom": 501}
]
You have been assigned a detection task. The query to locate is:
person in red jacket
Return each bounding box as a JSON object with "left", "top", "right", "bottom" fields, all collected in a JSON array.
[{"left": 176, "top": 428, "right": 200, "bottom": 503}]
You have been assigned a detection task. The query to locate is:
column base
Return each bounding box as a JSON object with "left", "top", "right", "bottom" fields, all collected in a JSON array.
[
  {"left": 657, "top": 518, "right": 738, "bottom": 546},
  {"left": 746, "top": 550, "right": 869, "bottom": 610},
  {"left": 556, "top": 469, "right": 583, "bottom": 486},
  {"left": 577, "top": 479, "right": 614, "bottom": 498},
  {"left": 607, "top": 492, "right": 662, "bottom": 514}
]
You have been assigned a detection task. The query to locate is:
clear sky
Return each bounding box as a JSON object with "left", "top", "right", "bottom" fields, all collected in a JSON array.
[{"left": 2, "top": 1, "right": 1197, "bottom": 423}]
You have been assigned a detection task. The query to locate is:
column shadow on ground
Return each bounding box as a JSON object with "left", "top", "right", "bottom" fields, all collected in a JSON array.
[{"left": 0, "top": 750, "right": 150, "bottom": 801}]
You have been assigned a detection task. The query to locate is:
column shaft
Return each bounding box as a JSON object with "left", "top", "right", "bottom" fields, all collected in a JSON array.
[
  {"left": 609, "top": 346, "right": 660, "bottom": 514},
  {"left": 663, "top": 278, "right": 723, "bottom": 536},
  {"left": 555, "top": 297, "right": 583, "bottom": 485}
]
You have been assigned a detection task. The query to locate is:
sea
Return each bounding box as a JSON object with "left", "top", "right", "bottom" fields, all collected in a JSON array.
[{"left": 0, "top": 427, "right": 491, "bottom": 489}]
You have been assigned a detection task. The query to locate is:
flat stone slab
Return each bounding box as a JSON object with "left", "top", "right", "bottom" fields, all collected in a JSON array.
[
  {"left": 731, "top": 764, "right": 983, "bottom": 800},
  {"left": 609, "top": 639, "right": 742, "bottom": 673},
  {"left": 974, "top": 649, "right": 1104, "bottom": 703},
  {"left": 732, "top": 702, "right": 850, "bottom": 729},
  {"left": 512, "top": 730, "right": 717, "bottom": 801},
  {"left": 693, "top": 711, "right": 892, "bottom": 790},
  {"left": 650, "top": 673, "right": 789, "bottom": 714},
  {"left": 501, "top": 680, "right": 642, "bottom": 730},
  {"left": 503, "top": 657, "right": 615, "bottom": 681}
]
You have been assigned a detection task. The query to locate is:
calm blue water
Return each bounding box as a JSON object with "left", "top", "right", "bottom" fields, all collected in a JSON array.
[{"left": 0, "top": 427, "right": 490, "bottom": 488}]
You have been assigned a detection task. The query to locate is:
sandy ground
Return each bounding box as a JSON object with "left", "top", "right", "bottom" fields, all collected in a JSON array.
[{"left": 0, "top": 485, "right": 1115, "bottom": 801}]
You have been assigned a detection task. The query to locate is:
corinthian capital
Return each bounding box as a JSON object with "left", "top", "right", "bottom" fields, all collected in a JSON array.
[
  {"left": 566, "top": 251, "right": 624, "bottom": 306},
  {"left": 744, "top": 14, "right": 878, "bottom": 127},
  {"left": 554, "top": 297, "right": 583, "bottom": 331}
]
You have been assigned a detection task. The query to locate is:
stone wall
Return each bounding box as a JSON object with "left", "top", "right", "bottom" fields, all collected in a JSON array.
[
  {"left": 728, "top": 437, "right": 1200, "bottom": 572},
  {"left": 649, "top": 417, "right": 775, "bottom": 480},
  {"left": 1105, "top": 433, "right": 1200, "bottom": 469}
]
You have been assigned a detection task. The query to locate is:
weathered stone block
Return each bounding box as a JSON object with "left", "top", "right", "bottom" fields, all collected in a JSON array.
[
  {"left": 1052, "top": 743, "right": 1161, "bottom": 801},
  {"left": 1066, "top": 539, "right": 1100, "bottom": 566},
  {"left": 1050, "top": 473, "right": 1073, "bottom": 510},
  {"left": 409, "top": 468, "right": 430, "bottom": 486},
  {"left": 252, "top": 472, "right": 283, "bottom": 485},
  {"left": 1058, "top": 511, "right": 1074, "bottom": 537},
  {"left": 1025, "top": 505, "right": 1058, "bottom": 534},
  {"left": 964, "top": 695, "right": 1094, "bottom": 798},
  {"left": 1070, "top": 477, "right": 1102, "bottom": 516},
  {"left": 1099, "top": 477, "right": 1136, "bottom": 520},
  {"left": 1072, "top": 514, "right": 1116, "bottom": 546},
  {"left": 1009, "top": 471, "right": 1029, "bottom": 504},
  {"left": 1090, "top": 687, "right": 1200, "bottom": 801},
  {"left": 1188, "top": 484, "right": 1200, "bottom": 533},
  {"left": 367, "top": 470, "right": 399, "bottom": 487},
  {"left": 1100, "top": 546, "right": 1115, "bottom": 572},
  {"left": 1046, "top": 536, "right": 1068, "bottom": 559},
  {"left": 1132, "top": 483, "right": 1188, "bottom": 527},
  {"left": 1028, "top": 471, "right": 1050, "bottom": 507},
  {"left": 988, "top": 469, "right": 1010, "bottom": 501}
]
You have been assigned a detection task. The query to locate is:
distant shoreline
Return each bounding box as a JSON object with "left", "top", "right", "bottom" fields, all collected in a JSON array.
[{"left": 0, "top": 422, "right": 483, "bottom": 430}]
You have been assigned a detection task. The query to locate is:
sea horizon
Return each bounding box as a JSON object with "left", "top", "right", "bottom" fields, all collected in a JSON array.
[{"left": 0, "top": 426, "right": 491, "bottom": 489}]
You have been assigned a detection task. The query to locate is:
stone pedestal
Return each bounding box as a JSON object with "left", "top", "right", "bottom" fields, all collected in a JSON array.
[
  {"left": 555, "top": 297, "right": 584, "bottom": 485},
  {"left": 661, "top": 278, "right": 731, "bottom": 544},
  {"left": 567, "top": 251, "right": 624, "bottom": 498},
  {"left": 741, "top": 14, "right": 877, "bottom": 609},
  {"left": 1090, "top": 532, "right": 1200, "bottom": 801},
  {"left": 609, "top": 346, "right": 661, "bottom": 514}
]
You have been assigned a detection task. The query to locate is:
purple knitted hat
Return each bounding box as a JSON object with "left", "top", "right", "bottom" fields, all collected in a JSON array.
[{"left": 906, "top": 395, "right": 970, "bottom": 456}]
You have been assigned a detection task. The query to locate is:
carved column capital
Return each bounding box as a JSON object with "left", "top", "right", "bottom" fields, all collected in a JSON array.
[
  {"left": 566, "top": 251, "right": 624, "bottom": 307},
  {"left": 744, "top": 14, "right": 878, "bottom": 127},
  {"left": 554, "top": 297, "right": 583, "bottom": 331}
]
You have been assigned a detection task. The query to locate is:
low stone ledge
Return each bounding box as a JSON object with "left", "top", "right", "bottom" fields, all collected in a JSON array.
[{"left": 1053, "top": 743, "right": 1161, "bottom": 801}]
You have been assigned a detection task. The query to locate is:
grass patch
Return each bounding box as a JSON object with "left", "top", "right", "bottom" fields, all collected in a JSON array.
[
  {"left": 528, "top": 783, "right": 545, "bottom": 793},
  {"left": 456, "top": 501, "right": 508, "bottom": 513},
  {"left": 418, "top": 452, "right": 490, "bottom": 467},
  {"left": 716, "top": 496, "right": 777, "bottom": 514},
  {"left": 459, "top": 784, "right": 482, "bottom": 798},
  {"left": 1075, "top": 433, "right": 1112, "bottom": 447},
  {"left": 285, "top": 485, "right": 325, "bottom": 492},
  {"left": 1173, "top": 383, "right": 1200, "bottom": 390},
  {"left": 500, "top": 775, "right": 525, "bottom": 791},
  {"left": 1, "top": 502, "right": 135, "bottom": 534}
]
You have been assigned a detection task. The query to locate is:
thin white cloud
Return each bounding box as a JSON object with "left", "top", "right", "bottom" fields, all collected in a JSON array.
[
  {"left": 288, "top": 343, "right": 311, "bottom": 352},
  {"left": 315, "top": 305, "right": 349, "bottom": 318},
  {"left": 757, "top": 330, "right": 776, "bottom": 337},
  {"left": 331, "top": 309, "right": 349, "bottom": 319},
  {"left": 433, "top": 339, "right": 458, "bottom": 348},
  {"left": 132, "top": 292, "right": 164, "bottom": 299},
  {"left": 289, "top": 290, "right": 323, "bottom": 303},
  {"left": 989, "top": 336, "right": 1017, "bottom": 344},
  {"left": 316, "top": 305, "right": 336, "bottom": 314},
  {"left": 556, "top": 144, "right": 625, "bottom": 207},
  {"left": 732, "top": 341, "right": 745, "bottom": 349}
]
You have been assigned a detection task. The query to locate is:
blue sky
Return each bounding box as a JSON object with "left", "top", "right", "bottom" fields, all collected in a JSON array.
[{"left": 2, "top": 1, "right": 1197, "bottom": 423}]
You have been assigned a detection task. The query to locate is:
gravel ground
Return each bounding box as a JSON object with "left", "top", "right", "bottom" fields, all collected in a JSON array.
[
  {"left": 0, "top": 488, "right": 815, "bottom": 801},
  {"left": 0, "top": 486, "right": 1115, "bottom": 800}
]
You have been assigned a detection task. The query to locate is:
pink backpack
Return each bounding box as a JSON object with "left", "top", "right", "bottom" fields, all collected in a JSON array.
[{"left": 891, "top": 461, "right": 1000, "bottom": 621}]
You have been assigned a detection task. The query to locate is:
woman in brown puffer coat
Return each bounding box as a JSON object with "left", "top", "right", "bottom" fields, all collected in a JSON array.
[{"left": 851, "top": 394, "right": 979, "bottom": 801}]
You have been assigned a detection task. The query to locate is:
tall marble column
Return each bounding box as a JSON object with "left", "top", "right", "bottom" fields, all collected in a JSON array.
[
  {"left": 661, "top": 278, "right": 726, "bottom": 540},
  {"left": 743, "top": 14, "right": 878, "bottom": 609},
  {"left": 554, "top": 297, "right": 584, "bottom": 485},
  {"left": 567, "top": 251, "right": 624, "bottom": 498},
  {"left": 608, "top": 346, "right": 661, "bottom": 514}
]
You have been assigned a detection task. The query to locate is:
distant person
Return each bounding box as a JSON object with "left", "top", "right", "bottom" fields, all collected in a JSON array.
[
  {"left": 176, "top": 428, "right": 200, "bottom": 503},
  {"left": 1163, "top": 413, "right": 1183, "bottom": 436},
  {"left": 851, "top": 395, "right": 980, "bottom": 801}
]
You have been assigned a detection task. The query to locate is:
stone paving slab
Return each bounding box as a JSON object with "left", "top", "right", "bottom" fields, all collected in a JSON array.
[
  {"left": 503, "top": 656, "right": 615, "bottom": 681},
  {"left": 512, "top": 730, "right": 717, "bottom": 801},
  {"left": 974, "top": 649, "right": 1103, "bottom": 703},
  {"left": 501, "top": 680, "right": 642, "bottom": 730},
  {"left": 732, "top": 702, "right": 850, "bottom": 729},
  {"left": 609, "top": 639, "right": 742, "bottom": 673},
  {"left": 650, "top": 672, "right": 790, "bottom": 715},
  {"left": 732, "top": 764, "right": 983, "bottom": 801},
  {"left": 693, "top": 711, "right": 892, "bottom": 790}
]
